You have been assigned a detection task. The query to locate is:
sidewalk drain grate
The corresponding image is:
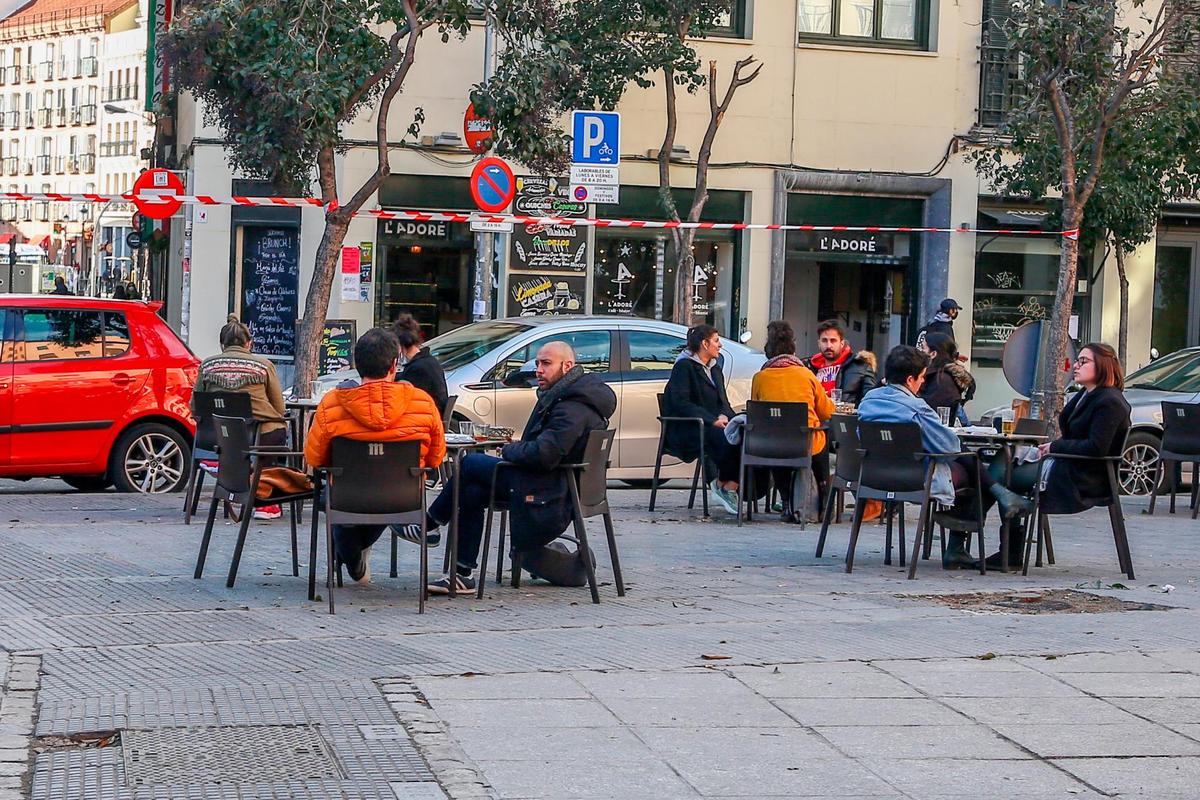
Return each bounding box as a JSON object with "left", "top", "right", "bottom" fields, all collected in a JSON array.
[
  {"left": 122, "top": 725, "right": 343, "bottom": 785},
  {"left": 902, "top": 589, "right": 1173, "bottom": 615}
]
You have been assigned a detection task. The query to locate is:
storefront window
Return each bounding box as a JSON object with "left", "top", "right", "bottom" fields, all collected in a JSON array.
[{"left": 972, "top": 215, "right": 1089, "bottom": 360}]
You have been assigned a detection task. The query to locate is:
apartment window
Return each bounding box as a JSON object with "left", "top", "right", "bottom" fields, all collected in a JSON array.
[
  {"left": 798, "top": 0, "right": 928, "bottom": 47},
  {"left": 711, "top": 0, "right": 750, "bottom": 38},
  {"left": 978, "top": 0, "right": 1020, "bottom": 128}
]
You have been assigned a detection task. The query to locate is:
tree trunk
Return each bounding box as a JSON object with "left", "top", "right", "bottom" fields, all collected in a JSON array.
[
  {"left": 1115, "top": 245, "right": 1129, "bottom": 370},
  {"left": 1038, "top": 207, "right": 1082, "bottom": 437},
  {"left": 672, "top": 227, "right": 696, "bottom": 325},
  {"left": 292, "top": 214, "right": 351, "bottom": 397}
]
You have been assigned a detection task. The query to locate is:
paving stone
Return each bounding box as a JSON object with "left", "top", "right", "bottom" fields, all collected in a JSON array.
[
  {"left": 470, "top": 756, "right": 698, "bottom": 799},
  {"left": 1051, "top": 671, "right": 1200, "bottom": 698},
  {"left": 416, "top": 673, "right": 589, "bottom": 701},
  {"left": 941, "top": 696, "right": 1144, "bottom": 725},
  {"left": 813, "top": 724, "right": 1031, "bottom": 760},
  {"left": 427, "top": 698, "right": 621, "bottom": 729},
  {"left": 991, "top": 722, "right": 1200, "bottom": 757},
  {"left": 1051, "top": 756, "right": 1200, "bottom": 796},
  {"left": 726, "top": 663, "right": 921, "bottom": 699},
  {"left": 862, "top": 757, "right": 1093, "bottom": 797},
  {"left": 773, "top": 697, "right": 969, "bottom": 727},
  {"left": 1108, "top": 697, "right": 1200, "bottom": 724}
]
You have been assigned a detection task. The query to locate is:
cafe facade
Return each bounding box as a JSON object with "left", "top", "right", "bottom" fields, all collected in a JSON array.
[{"left": 170, "top": 0, "right": 1167, "bottom": 412}]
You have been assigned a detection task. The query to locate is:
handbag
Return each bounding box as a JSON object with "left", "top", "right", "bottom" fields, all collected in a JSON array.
[{"left": 254, "top": 467, "right": 313, "bottom": 499}]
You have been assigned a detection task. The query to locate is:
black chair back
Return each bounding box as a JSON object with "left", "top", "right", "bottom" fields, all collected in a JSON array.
[
  {"left": 857, "top": 421, "right": 928, "bottom": 494},
  {"left": 192, "top": 391, "right": 255, "bottom": 451},
  {"left": 656, "top": 392, "right": 668, "bottom": 416},
  {"left": 743, "top": 401, "right": 810, "bottom": 462},
  {"left": 829, "top": 414, "right": 862, "bottom": 482},
  {"left": 212, "top": 414, "right": 254, "bottom": 496},
  {"left": 576, "top": 429, "right": 616, "bottom": 512},
  {"left": 1014, "top": 417, "right": 1049, "bottom": 437},
  {"left": 442, "top": 395, "right": 458, "bottom": 428},
  {"left": 1162, "top": 402, "right": 1200, "bottom": 456},
  {"left": 329, "top": 439, "right": 423, "bottom": 516}
]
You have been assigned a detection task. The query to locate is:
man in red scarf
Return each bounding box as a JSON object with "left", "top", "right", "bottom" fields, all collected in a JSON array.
[{"left": 806, "top": 320, "right": 877, "bottom": 404}]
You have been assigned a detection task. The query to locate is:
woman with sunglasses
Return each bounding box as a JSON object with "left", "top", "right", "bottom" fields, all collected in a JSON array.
[{"left": 982, "top": 342, "right": 1132, "bottom": 567}]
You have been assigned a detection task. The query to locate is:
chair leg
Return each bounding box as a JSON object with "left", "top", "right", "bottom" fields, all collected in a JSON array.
[
  {"left": 1023, "top": 510, "right": 1037, "bottom": 576},
  {"left": 649, "top": 439, "right": 666, "bottom": 512},
  {"left": 1170, "top": 459, "right": 1179, "bottom": 514},
  {"left": 307, "top": 502, "right": 319, "bottom": 601},
  {"left": 496, "top": 511, "right": 508, "bottom": 586},
  {"left": 835, "top": 488, "right": 844, "bottom": 524},
  {"left": 511, "top": 548, "right": 522, "bottom": 588},
  {"left": 922, "top": 513, "right": 934, "bottom": 560},
  {"left": 1148, "top": 459, "right": 1163, "bottom": 515},
  {"left": 190, "top": 467, "right": 206, "bottom": 518},
  {"left": 390, "top": 528, "right": 399, "bottom": 578},
  {"left": 225, "top": 509, "right": 254, "bottom": 589},
  {"left": 478, "top": 504, "right": 495, "bottom": 600},
  {"left": 419, "top": 495, "right": 429, "bottom": 614},
  {"left": 844, "top": 500, "right": 867, "bottom": 573},
  {"left": 815, "top": 484, "right": 837, "bottom": 558},
  {"left": 289, "top": 503, "right": 299, "bottom": 578},
  {"left": 884, "top": 503, "right": 894, "bottom": 566},
  {"left": 897, "top": 507, "right": 907, "bottom": 568},
  {"left": 1192, "top": 462, "right": 1199, "bottom": 520},
  {"left": 325, "top": 510, "right": 336, "bottom": 615},
  {"left": 194, "top": 494, "right": 220, "bottom": 579},
  {"left": 699, "top": 439, "right": 709, "bottom": 517},
  {"left": 736, "top": 463, "right": 745, "bottom": 528},
  {"left": 687, "top": 458, "right": 700, "bottom": 510},
  {"left": 1041, "top": 513, "right": 1055, "bottom": 564},
  {"left": 603, "top": 510, "right": 625, "bottom": 597},
  {"left": 567, "top": 474, "right": 600, "bottom": 604},
  {"left": 183, "top": 462, "right": 200, "bottom": 524},
  {"left": 908, "top": 500, "right": 932, "bottom": 580}
]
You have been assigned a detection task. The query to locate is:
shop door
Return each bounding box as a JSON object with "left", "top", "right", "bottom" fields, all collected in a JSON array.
[
  {"left": 1153, "top": 241, "right": 1200, "bottom": 355},
  {"left": 378, "top": 244, "right": 471, "bottom": 336}
]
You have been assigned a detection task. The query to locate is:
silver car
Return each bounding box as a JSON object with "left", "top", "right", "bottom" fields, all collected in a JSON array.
[
  {"left": 984, "top": 347, "right": 1200, "bottom": 495},
  {"left": 320, "top": 317, "right": 766, "bottom": 481}
]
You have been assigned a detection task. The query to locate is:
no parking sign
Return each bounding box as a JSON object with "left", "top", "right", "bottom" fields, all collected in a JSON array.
[{"left": 469, "top": 158, "right": 515, "bottom": 214}]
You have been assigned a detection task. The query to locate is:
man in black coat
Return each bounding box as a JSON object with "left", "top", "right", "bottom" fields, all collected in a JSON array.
[
  {"left": 662, "top": 324, "right": 741, "bottom": 514},
  {"left": 915, "top": 298, "right": 961, "bottom": 350},
  {"left": 425, "top": 341, "right": 616, "bottom": 594}
]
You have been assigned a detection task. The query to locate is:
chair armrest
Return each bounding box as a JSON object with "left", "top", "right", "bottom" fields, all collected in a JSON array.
[
  {"left": 558, "top": 461, "right": 590, "bottom": 470},
  {"left": 311, "top": 466, "right": 342, "bottom": 477},
  {"left": 1044, "top": 452, "right": 1122, "bottom": 462},
  {"left": 921, "top": 451, "right": 976, "bottom": 461},
  {"left": 658, "top": 415, "right": 707, "bottom": 424},
  {"left": 246, "top": 448, "right": 306, "bottom": 458}
]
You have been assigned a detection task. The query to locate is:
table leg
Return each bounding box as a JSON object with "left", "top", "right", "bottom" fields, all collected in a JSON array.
[
  {"left": 447, "top": 448, "right": 463, "bottom": 598},
  {"left": 1000, "top": 443, "right": 1013, "bottom": 573}
]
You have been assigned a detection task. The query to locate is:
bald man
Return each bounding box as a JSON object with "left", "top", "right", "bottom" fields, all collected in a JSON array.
[{"left": 425, "top": 341, "right": 617, "bottom": 595}]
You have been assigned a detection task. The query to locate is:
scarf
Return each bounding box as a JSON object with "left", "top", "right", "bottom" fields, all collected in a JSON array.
[
  {"left": 764, "top": 354, "right": 806, "bottom": 370},
  {"left": 533, "top": 364, "right": 585, "bottom": 417},
  {"left": 932, "top": 311, "right": 954, "bottom": 324},
  {"left": 808, "top": 347, "right": 853, "bottom": 396}
]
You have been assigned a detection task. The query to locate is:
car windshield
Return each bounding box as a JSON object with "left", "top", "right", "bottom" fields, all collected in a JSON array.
[
  {"left": 426, "top": 321, "right": 533, "bottom": 371},
  {"left": 1126, "top": 350, "right": 1200, "bottom": 392}
]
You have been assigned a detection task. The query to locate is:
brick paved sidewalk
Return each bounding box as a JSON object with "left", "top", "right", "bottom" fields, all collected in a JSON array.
[{"left": 1, "top": 483, "right": 1199, "bottom": 798}]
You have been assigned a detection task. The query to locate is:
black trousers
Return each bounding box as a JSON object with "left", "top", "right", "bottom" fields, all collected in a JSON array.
[{"left": 703, "top": 425, "right": 741, "bottom": 484}]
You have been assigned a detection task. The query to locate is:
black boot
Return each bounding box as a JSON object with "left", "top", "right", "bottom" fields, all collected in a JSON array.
[
  {"left": 985, "top": 520, "right": 1026, "bottom": 569},
  {"left": 989, "top": 484, "right": 1034, "bottom": 521},
  {"left": 942, "top": 531, "right": 976, "bottom": 570}
]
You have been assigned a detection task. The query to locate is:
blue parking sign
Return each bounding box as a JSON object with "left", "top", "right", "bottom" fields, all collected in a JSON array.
[{"left": 571, "top": 111, "right": 620, "bottom": 166}]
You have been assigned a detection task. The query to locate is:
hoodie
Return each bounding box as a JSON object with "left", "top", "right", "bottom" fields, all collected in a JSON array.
[
  {"left": 304, "top": 380, "right": 446, "bottom": 470},
  {"left": 857, "top": 383, "right": 960, "bottom": 504}
]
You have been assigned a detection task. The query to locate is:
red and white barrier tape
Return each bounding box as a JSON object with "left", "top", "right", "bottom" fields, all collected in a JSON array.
[{"left": 0, "top": 191, "right": 1080, "bottom": 239}]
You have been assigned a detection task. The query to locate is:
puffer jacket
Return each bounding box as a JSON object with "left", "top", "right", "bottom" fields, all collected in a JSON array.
[{"left": 304, "top": 380, "right": 446, "bottom": 469}]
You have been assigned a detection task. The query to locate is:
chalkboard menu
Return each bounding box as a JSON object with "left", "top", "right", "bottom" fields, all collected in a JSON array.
[
  {"left": 507, "top": 273, "right": 586, "bottom": 316},
  {"left": 511, "top": 176, "right": 588, "bottom": 273},
  {"left": 241, "top": 226, "right": 300, "bottom": 359},
  {"left": 301, "top": 319, "right": 356, "bottom": 376}
]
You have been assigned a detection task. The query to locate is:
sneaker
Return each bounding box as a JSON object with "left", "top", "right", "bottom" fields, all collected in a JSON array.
[
  {"left": 710, "top": 482, "right": 739, "bottom": 515},
  {"left": 389, "top": 523, "right": 441, "bottom": 548},
  {"left": 427, "top": 573, "right": 475, "bottom": 595},
  {"left": 252, "top": 504, "right": 282, "bottom": 520},
  {"left": 347, "top": 545, "right": 372, "bottom": 585},
  {"left": 199, "top": 460, "right": 219, "bottom": 476}
]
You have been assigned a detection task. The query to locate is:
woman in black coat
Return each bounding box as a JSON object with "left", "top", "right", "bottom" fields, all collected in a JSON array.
[
  {"left": 662, "top": 324, "right": 740, "bottom": 514},
  {"left": 392, "top": 314, "right": 449, "bottom": 416}
]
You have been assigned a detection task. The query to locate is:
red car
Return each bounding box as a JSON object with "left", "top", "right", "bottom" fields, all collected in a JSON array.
[{"left": 0, "top": 295, "right": 199, "bottom": 493}]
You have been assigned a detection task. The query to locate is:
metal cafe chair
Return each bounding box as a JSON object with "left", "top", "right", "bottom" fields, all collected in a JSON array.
[
  {"left": 1025, "top": 433, "right": 1136, "bottom": 580},
  {"left": 184, "top": 391, "right": 258, "bottom": 524},
  {"left": 649, "top": 393, "right": 709, "bottom": 517},
  {"left": 816, "top": 414, "right": 869, "bottom": 559},
  {"left": 317, "top": 438, "right": 430, "bottom": 614},
  {"left": 392, "top": 394, "right": 459, "bottom": 574},
  {"left": 478, "top": 430, "right": 623, "bottom": 604},
  {"left": 1147, "top": 402, "right": 1200, "bottom": 519},
  {"left": 736, "top": 400, "right": 814, "bottom": 528},
  {"left": 845, "top": 421, "right": 987, "bottom": 579},
  {"left": 193, "top": 415, "right": 317, "bottom": 591}
]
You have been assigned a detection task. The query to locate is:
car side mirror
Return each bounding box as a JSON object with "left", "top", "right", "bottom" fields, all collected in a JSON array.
[
  {"left": 502, "top": 359, "right": 539, "bottom": 388},
  {"left": 1150, "top": 347, "right": 1160, "bottom": 361}
]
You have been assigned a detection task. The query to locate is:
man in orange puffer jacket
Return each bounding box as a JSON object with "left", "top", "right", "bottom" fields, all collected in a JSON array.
[{"left": 305, "top": 327, "right": 445, "bottom": 583}]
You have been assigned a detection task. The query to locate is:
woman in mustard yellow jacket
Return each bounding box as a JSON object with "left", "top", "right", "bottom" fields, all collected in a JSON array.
[{"left": 751, "top": 320, "right": 835, "bottom": 522}]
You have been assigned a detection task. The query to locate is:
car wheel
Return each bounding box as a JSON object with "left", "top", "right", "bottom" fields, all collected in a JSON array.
[
  {"left": 110, "top": 423, "right": 190, "bottom": 494},
  {"left": 61, "top": 475, "right": 112, "bottom": 492},
  {"left": 1119, "top": 431, "right": 1161, "bottom": 497}
]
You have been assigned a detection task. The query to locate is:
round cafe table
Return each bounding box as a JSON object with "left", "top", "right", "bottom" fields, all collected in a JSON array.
[{"left": 440, "top": 437, "right": 509, "bottom": 598}]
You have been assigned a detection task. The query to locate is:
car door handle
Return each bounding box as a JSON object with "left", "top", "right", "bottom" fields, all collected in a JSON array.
[{"left": 110, "top": 373, "right": 133, "bottom": 387}]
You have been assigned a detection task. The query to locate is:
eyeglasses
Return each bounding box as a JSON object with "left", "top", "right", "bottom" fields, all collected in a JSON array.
[{"left": 1075, "top": 356, "right": 1094, "bottom": 365}]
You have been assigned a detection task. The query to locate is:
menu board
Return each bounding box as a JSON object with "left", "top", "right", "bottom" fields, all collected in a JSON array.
[
  {"left": 510, "top": 176, "right": 588, "bottom": 273},
  {"left": 302, "top": 319, "right": 356, "bottom": 376},
  {"left": 240, "top": 226, "right": 300, "bottom": 359},
  {"left": 507, "top": 273, "right": 586, "bottom": 317}
]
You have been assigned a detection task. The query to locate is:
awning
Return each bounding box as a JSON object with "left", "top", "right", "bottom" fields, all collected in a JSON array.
[
  {"left": 979, "top": 209, "right": 1051, "bottom": 229},
  {"left": 34, "top": 235, "right": 49, "bottom": 249},
  {"left": 0, "top": 233, "right": 13, "bottom": 245}
]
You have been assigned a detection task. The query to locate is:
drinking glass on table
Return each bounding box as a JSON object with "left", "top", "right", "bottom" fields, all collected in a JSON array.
[
  {"left": 937, "top": 406, "right": 951, "bottom": 426},
  {"left": 831, "top": 389, "right": 843, "bottom": 405},
  {"left": 1001, "top": 418, "right": 1015, "bottom": 436}
]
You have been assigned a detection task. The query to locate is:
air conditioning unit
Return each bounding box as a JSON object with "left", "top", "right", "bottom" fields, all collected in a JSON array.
[
  {"left": 421, "top": 132, "right": 464, "bottom": 149},
  {"left": 647, "top": 145, "right": 691, "bottom": 161}
]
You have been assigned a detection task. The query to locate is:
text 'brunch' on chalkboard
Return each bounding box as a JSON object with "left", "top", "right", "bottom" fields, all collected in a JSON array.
[{"left": 241, "top": 226, "right": 300, "bottom": 359}]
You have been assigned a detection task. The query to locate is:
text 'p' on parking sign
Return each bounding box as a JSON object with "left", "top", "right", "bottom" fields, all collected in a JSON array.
[
  {"left": 571, "top": 111, "right": 620, "bottom": 166},
  {"left": 469, "top": 157, "right": 516, "bottom": 214}
]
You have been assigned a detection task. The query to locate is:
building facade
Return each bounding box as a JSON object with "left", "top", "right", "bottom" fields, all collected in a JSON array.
[
  {"left": 0, "top": 0, "right": 148, "bottom": 290},
  {"left": 171, "top": 0, "right": 1184, "bottom": 410}
]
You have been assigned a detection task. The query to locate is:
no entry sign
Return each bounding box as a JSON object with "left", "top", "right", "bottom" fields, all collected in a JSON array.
[
  {"left": 131, "top": 168, "right": 183, "bottom": 220},
  {"left": 469, "top": 157, "right": 515, "bottom": 214},
  {"left": 463, "top": 103, "right": 493, "bottom": 154}
]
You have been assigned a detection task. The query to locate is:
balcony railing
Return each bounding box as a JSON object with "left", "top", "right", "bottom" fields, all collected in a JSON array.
[
  {"left": 37, "top": 108, "right": 51, "bottom": 127},
  {"left": 23, "top": 112, "right": 33, "bottom": 129},
  {"left": 66, "top": 157, "right": 79, "bottom": 173},
  {"left": 21, "top": 159, "right": 32, "bottom": 175},
  {"left": 23, "top": 65, "right": 34, "bottom": 83},
  {"left": 4, "top": 111, "right": 17, "bottom": 129},
  {"left": 80, "top": 104, "right": 96, "bottom": 125},
  {"left": 80, "top": 153, "right": 96, "bottom": 172},
  {"left": 34, "top": 200, "right": 48, "bottom": 221},
  {"left": 55, "top": 107, "right": 66, "bottom": 126},
  {"left": 103, "top": 83, "right": 139, "bottom": 102},
  {"left": 978, "top": 0, "right": 1021, "bottom": 129},
  {"left": 2, "top": 157, "right": 16, "bottom": 175},
  {"left": 0, "top": 202, "right": 14, "bottom": 221},
  {"left": 40, "top": 61, "right": 53, "bottom": 81},
  {"left": 0, "top": 68, "right": 6, "bottom": 87},
  {"left": 36, "top": 155, "right": 50, "bottom": 174},
  {"left": 5, "top": 66, "right": 18, "bottom": 84},
  {"left": 101, "top": 139, "right": 136, "bottom": 157},
  {"left": 81, "top": 56, "right": 98, "bottom": 77},
  {"left": 53, "top": 156, "right": 65, "bottom": 174}
]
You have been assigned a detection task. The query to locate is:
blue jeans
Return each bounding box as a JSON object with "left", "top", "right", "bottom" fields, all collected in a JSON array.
[{"left": 428, "top": 453, "right": 520, "bottom": 574}]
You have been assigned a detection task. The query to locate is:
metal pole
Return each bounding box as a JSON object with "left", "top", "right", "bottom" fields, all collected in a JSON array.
[{"left": 474, "top": 11, "right": 497, "bottom": 320}]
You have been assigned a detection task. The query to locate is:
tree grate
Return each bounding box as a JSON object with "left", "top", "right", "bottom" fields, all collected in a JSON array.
[{"left": 121, "top": 725, "right": 342, "bottom": 786}]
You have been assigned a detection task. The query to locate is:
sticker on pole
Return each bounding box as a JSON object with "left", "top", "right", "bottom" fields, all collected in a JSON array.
[
  {"left": 470, "top": 157, "right": 515, "bottom": 214},
  {"left": 132, "top": 168, "right": 183, "bottom": 220}
]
